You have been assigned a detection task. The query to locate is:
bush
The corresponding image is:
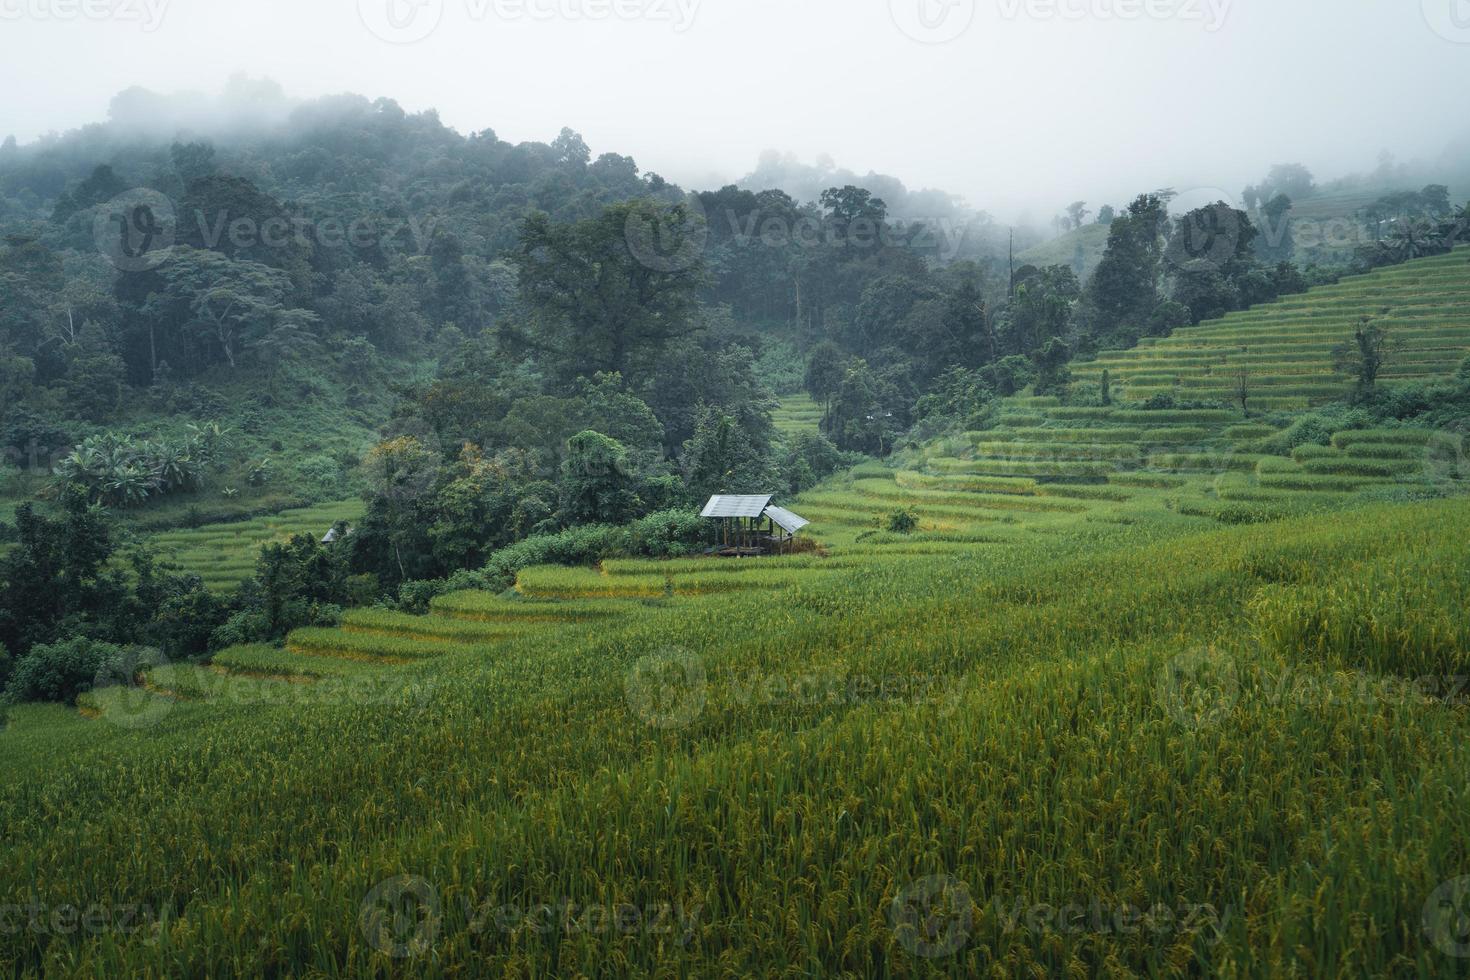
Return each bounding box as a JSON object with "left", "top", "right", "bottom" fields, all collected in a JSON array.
[
  {"left": 1, "top": 410, "right": 71, "bottom": 468},
  {"left": 292, "top": 454, "right": 344, "bottom": 495},
  {"left": 628, "top": 509, "right": 712, "bottom": 558},
  {"left": 395, "top": 511, "right": 714, "bottom": 611},
  {"left": 209, "top": 610, "right": 270, "bottom": 651},
  {"left": 4, "top": 637, "right": 133, "bottom": 705},
  {"left": 783, "top": 432, "right": 851, "bottom": 490},
  {"left": 1137, "top": 394, "right": 1228, "bottom": 412},
  {"left": 1063, "top": 382, "right": 1105, "bottom": 407},
  {"left": 886, "top": 508, "right": 919, "bottom": 534},
  {"left": 1258, "top": 407, "right": 1373, "bottom": 454}
]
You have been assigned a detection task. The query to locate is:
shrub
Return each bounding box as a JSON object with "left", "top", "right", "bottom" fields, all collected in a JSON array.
[
  {"left": 292, "top": 454, "right": 344, "bottom": 495},
  {"left": 1136, "top": 393, "right": 1227, "bottom": 412},
  {"left": 1259, "top": 408, "right": 1372, "bottom": 453},
  {"left": 886, "top": 508, "right": 919, "bottom": 534},
  {"left": 1064, "top": 381, "right": 1105, "bottom": 407},
  {"left": 4, "top": 637, "right": 135, "bottom": 705},
  {"left": 395, "top": 514, "right": 711, "bottom": 612},
  {"left": 1, "top": 410, "right": 71, "bottom": 468},
  {"left": 628, "top": 509, "right": 711, "bottom": 558},
  {"left": 209, "top": 610, "right": 270, "bottom": 651}
]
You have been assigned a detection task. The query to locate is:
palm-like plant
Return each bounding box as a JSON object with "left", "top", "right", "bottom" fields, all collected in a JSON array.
[
  {"left": 148, "top": 440, "right": 203, "bottom": 494},
  {"left": 103, "top": 461, "right": 155, "bottom": 507},
  {"left": 184, "top": 421, "right": 234, "bottom": 469},
  {"left": 1382, "top": 219, "right": 1451, "bottom": 263},
  {"left": 1443, "top": 203, "right": 1470, "bottom": 244},
  {"left": 53, "top": 431, "right": 210, "bottom": 507}
]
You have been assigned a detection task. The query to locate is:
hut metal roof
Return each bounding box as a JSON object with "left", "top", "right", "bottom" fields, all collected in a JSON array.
[
  {"left": 700, "top": 494, "right": 774, "bottom": 518},
  {"left": 763, "top": 505, "right": 810, "bottom": 534}
]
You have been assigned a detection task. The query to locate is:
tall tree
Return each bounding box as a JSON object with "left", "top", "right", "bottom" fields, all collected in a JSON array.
[
  {"left": 1081, "top": 194, "right": 1167, "bottom": 344},
  {"left": 1255, "top": 194, "right": 1295, "bottom": 264},
  {"left": 513, "top": 201, "right": 708, "bottom": 383}
]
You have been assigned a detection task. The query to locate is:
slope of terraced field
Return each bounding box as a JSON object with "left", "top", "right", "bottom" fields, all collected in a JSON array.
[
  {"left": 9, "top": 462, "right": 1470, "bottom": 975},
  {"left": 1073, "top": 247, "right": 1470, "bottom": 408},
  {"left": 6, "top": 255, "right": 1470, "bottom": 976},
  {"left": 150, "top": 500, "right": 363, "bottom": 591},
  {"left": 772, "top": 393, "right": 823, "bottom": 437}
]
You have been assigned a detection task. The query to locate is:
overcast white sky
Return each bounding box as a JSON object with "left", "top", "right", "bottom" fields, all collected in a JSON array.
[{"left": 2, "top": 0, "right": 1467, "bottom": 215}]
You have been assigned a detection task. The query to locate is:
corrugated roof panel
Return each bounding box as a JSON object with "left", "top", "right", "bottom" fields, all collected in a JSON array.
[
  {"left": 763, "top": 505, "right": 810, "bottom": 534},
  {"left": 700, "top": 494, "right": 774, "bottom": 518}
]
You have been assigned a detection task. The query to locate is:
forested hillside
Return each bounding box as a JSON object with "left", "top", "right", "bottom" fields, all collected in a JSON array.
[
  {"left": 1, "top": 82, "right": 1468, "bottom": 721},
  {"left": 5, "top": 51, "right": 1470, "bottom": 976}
]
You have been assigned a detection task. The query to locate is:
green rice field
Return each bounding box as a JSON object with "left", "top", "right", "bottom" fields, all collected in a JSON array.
[
  {"left": 772, "top": 392, "right": 823, "bottom": 437},
  {"left": 4, "top": 251, "right": 1470, "bottom": 976},
  {"left": 149, "top": 500, "right": 364, "bottom": 591},
  {"left": 1072, "top": 247, "right": 1470, "bottom": 405}
]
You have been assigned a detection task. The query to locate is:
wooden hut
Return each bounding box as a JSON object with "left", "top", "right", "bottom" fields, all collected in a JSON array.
[{"left": 700, "top": 495, "right": 810, "bottom": 556}]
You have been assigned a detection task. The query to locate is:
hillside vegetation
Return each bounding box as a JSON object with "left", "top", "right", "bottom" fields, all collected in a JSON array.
[
  {"left": 6, "top": 86, "right": 1470, "bottom": 978},
  {"left": 1017, "top": 221, "right": 1111, "bottom": 278},
  {"left": 1074, "top": 248, "right": 1470, "bottom": 408},
  {"left": 4, "top": 250, "right": 1470, "bottom": 976},
  {"left": 4, "top": 476, "right": 1469, "bottom": 975}
]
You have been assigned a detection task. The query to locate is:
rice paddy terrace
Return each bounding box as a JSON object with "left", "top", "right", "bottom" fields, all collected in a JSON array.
[
  {"left": 150, "top": 499, "right": 364, "bottom": 591},
  {"left": 1072, "top": 247, "right": 1470, "bottom": 408},
  {"left": 771, "top": 392, "right": 823, "bottom": 437},
  {"left": 5, "top": 255, "right": 1470, "bottom": 975}
]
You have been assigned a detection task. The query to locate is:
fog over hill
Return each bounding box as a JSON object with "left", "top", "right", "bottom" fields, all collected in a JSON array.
[{"left": 3, "top": 0, "right": 1468, "bottom": 218}]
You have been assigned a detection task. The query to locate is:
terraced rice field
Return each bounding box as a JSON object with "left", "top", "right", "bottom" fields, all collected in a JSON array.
[
  {"left": 772, "top": 393, "right": 823, "bottom": 437},
  {"left": 150, "top": 500, "right": 364, "bottom": 590},
  {"left": 6, "top": 256, "right": 1470, "bottom": 976},
  {"left": 140, "top": 391, "right": 1466, "bottom": 716},
  {"left": 1072, "top": 247, "right": 1470, "bottom": 406},
  {"left": 13, "top": 467, "right": 1470, "bottom": 975}
]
